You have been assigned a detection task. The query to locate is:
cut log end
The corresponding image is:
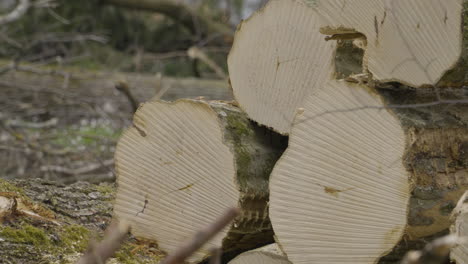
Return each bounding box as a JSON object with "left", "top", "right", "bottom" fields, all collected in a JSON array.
[
  {"left": 269, "top": 80, "right": 410, "bottom": 263},
  {"left": 313, "top": 0, "right": 467, "bottom": 87},
  {"left": 113, "top": 99, "right": 286, "bottom": 263},
  {"left": 228, "top": 0, "right": 336, "bottom": 135},
  {"left": 229, "top": 0, "right": 467, "bottom": 137},
  {"left": 114, "top": 100, "right": 239, "bottom": 262}
]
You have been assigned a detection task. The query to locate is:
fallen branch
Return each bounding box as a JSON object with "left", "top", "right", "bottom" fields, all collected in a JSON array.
[
  {"left": 188, "top": 46, "right": 227, "bottom": 79},
  {"left": 0, "top": 0, "right": 30, "bottom": 25},
  {"left": 6, "top": 118, "right": 58, "bottom": 129},
  {"left": 0, "top": 193, "right": 60, "bottom": 225}
]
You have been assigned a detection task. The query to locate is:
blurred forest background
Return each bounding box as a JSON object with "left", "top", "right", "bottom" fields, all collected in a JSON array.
[{"left": 0, "top": 0, "right": 266, "bottom": 184}]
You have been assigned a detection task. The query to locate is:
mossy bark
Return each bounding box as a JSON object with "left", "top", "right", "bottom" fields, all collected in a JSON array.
[
  {"left": 437, "top": 1, "right": 468, "bottom": 87},
  {"left": 207, "top": 102, "right": 288, "bottom": 252},
  {"left": 0, "top": 178, "right": 162, "bottom": 264}
]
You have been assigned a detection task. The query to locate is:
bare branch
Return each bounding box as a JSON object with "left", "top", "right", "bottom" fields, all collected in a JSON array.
[
  {"left": 188, "top": 46, "right": 227, "bottom": 79},
  {"left": 115, "top": 81, "right": 139, "bottom": 113},
  {"left": 208, "top": 248, "right": 222, "bottom": 264},
  {"left": 76, "top": 220, "right": 130, "bottom": 264},
  {"left": 0, "top": 0, "right": 30, "bottom": 25},
  {"left": 160, "top": 207, "right": 239, "bottom": 264}
]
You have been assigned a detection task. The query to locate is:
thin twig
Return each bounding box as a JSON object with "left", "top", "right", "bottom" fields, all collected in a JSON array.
[
  {"left": 76, "top": 220, "right": 130, "bottom": 264},
  {"left": 208, "top": 248, "right": 222, "bottom": 264},
  {"left": 46, "top": 7, "right": 70, "bottom": 24},
  {"left": 160, "top": 207, "right": 239, "bottom": 264}
]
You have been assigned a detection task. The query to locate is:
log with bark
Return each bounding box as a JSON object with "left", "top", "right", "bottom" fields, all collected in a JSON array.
[
  {"left": 112, "top": 99, "right": 287, "bottom": 263},
  {"left": 110, "top": 96, "right": 468, "bottom": 263},
  {"left": 225, "top": 0, "right": 468, "bottom": 263}
]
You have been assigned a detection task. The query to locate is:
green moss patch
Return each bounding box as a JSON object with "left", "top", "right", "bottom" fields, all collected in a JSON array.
[
  {"left": 115, "top": 241, "right": 163, "bottom": 264},
  {"left": 0, "top": 224, "right": 50, "bottom": 247},
  {"left": 0, "top": 178, "right": 26, "bottom": 195},
  {"left": 59, "top": 225, "right": 91, "bottom": 253},
  {"left": 226, "top": 113, "right": 253, "bottom": 140},
  {"left": 0, "top": 221, "right": 91, "bottom": 256}
]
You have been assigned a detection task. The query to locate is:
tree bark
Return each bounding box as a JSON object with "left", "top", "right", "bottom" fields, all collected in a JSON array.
[
  {"left": 378, "top": 85, "right": 468, "bottom": 240},
  {"left": 450, "top": 191, "right": 468, "bottom": 264},
  {"left": 0, "top": 178, "right": 164, "bottom": 263}
]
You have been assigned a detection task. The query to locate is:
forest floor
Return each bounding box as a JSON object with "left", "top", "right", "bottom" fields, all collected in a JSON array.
[{"left": 0, "top": 79, "right": 133, "bottom": 184}]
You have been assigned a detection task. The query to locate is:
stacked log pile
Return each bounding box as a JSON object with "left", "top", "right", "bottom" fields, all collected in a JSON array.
[{"left": 113, "top": 0, "right": 468, "bottom": 263}]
